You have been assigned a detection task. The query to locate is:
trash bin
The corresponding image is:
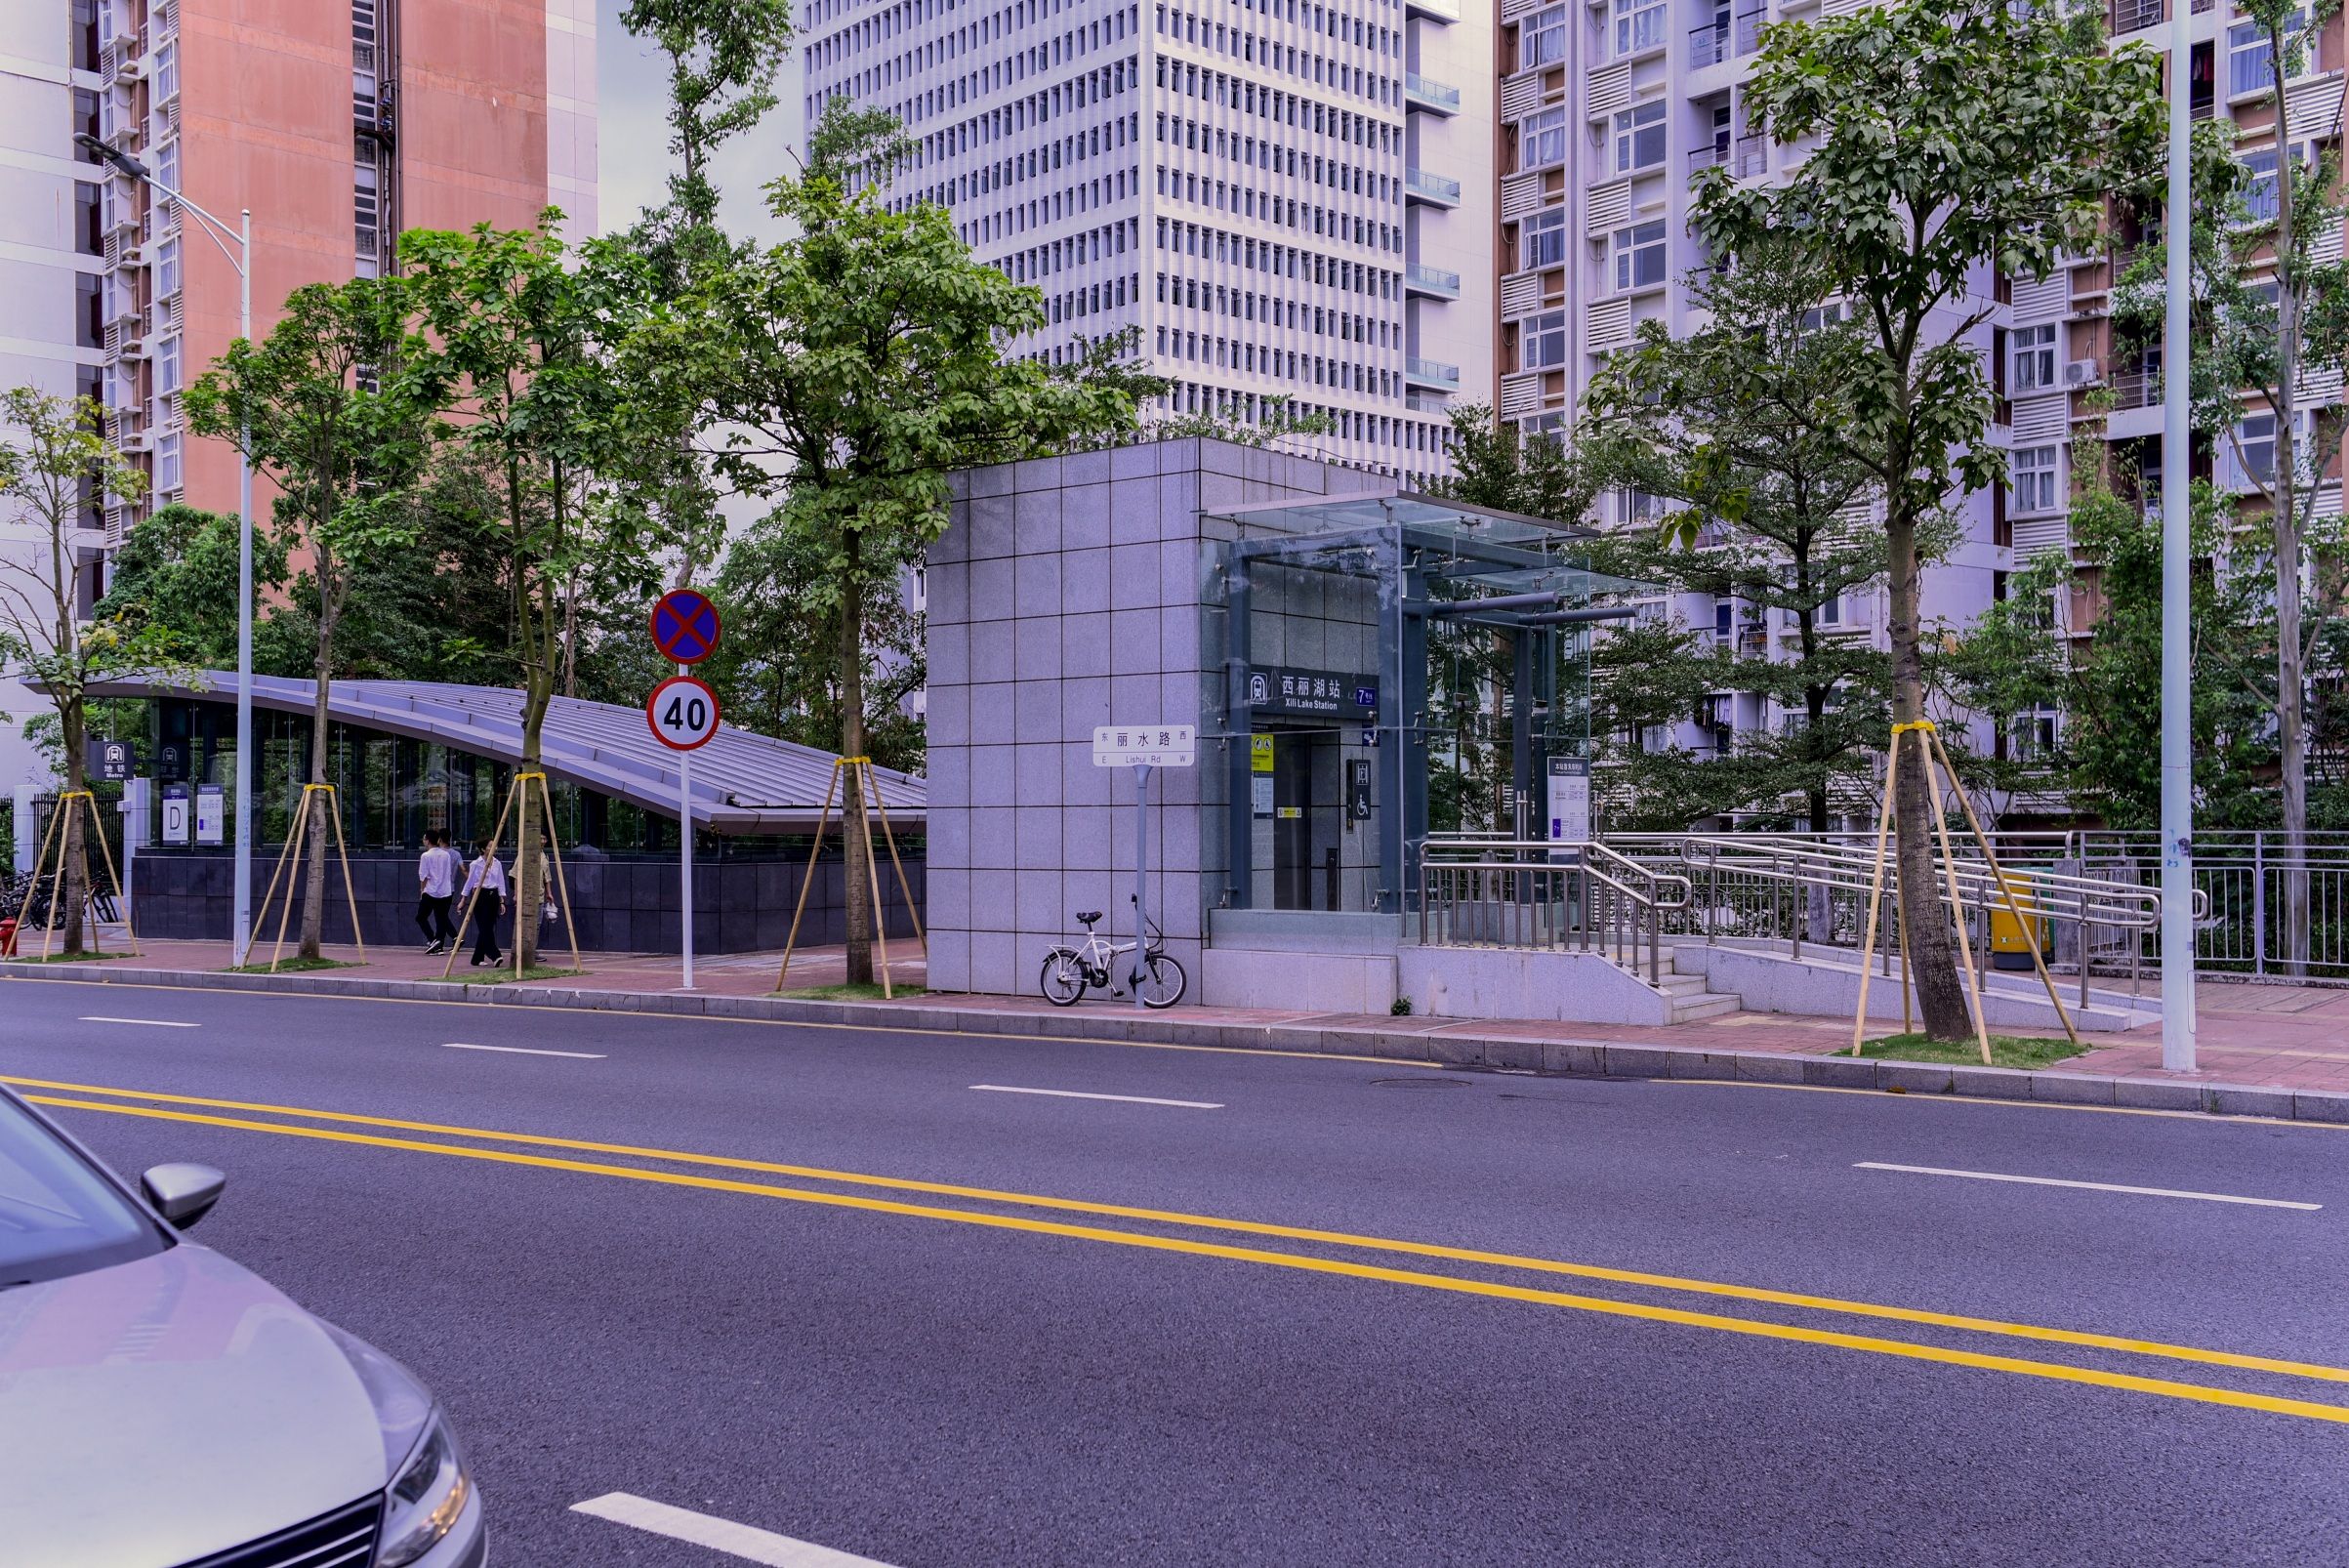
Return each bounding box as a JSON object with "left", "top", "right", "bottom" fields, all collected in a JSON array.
[{"left": 1989, "top": 871, "right": 2044, "bottom": 971}]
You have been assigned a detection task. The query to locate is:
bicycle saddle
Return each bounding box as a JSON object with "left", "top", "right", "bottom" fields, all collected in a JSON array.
[{"left": 1075, "top": 910, "right": 1102, "bottom": 925}]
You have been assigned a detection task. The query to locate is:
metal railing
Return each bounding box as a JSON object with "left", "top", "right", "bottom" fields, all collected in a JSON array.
[
  {"left": 1421, "top": 838, "right": 1691, "bottom": 984},
  {"left": 2076, "top": 831, "right": 2349, "bottom": 980}
]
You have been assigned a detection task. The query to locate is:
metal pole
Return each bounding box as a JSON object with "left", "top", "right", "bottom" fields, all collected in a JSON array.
[
  {"left": 680, "top": 725, "right": 694, "bottom": 990},
  {"left": 231, "top": 209, "right": 254, "bottom": 966},
  {"left": 2160, "top": 0, "right": 2198, "bottom": 1069},
  {"left": 1133, "top": 763, "right": 1150, "bottom": 1008}
]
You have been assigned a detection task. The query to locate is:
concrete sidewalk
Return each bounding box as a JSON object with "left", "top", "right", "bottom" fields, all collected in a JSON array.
[{"left": 13, "top": 934, "right": 2348, "bottom": 1123}]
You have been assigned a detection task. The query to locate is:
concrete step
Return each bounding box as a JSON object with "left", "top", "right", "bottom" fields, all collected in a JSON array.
[{"left": 1669, "top": 992, "right": 1743, "bottom": 1023}]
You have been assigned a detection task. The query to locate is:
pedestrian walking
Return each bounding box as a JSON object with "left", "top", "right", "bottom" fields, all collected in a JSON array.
[
  {"left": 462, "top": 843, "right": 509, "bottom": 969},
  {"left": 415, "top": 830, "right": 459, "bottom": 955}
]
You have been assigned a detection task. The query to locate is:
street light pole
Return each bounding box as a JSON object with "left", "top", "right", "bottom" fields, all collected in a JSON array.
[
  {"left": 75, "top": 136, "right": 257, "bottom": 965},
  {"left": 2160, "top": 0, "right": 2197, "bottom": 1069}
]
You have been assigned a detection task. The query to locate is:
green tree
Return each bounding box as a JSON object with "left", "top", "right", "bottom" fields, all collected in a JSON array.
[
  {"left": 183, "top": 277, "right": 437, "bottom": 960},
  {"left": 96, "top": 502, "right": 288, "bottom": 666},
  {"left": 650, "top": 101, "right": 1142, "bottom": 980},
  {"left": 1433, "top": 402, "right": 1585, "bottom": 521},
  {"left": 402, "top": 216, "right": 673, "bottom": 968},
  {"left": 1579, "top": 259, "right": 1897, "bottom": 840},
  {"left": 1695, "top": 0, "right": 2165, "bottom": 1039},
  {"left": 618, "top": 0, "right": 795, "bottom": 236},
  {"left": 0, "top": 389, "right": 159, "bottom": 953}
]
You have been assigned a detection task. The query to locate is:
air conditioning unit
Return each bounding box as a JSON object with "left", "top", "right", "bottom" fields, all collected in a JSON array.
[{"left": 2062, "top": 358, "right": 2101, "bottom": 388}]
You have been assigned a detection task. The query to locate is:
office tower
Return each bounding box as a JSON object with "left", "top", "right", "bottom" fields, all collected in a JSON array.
[
  {"left": 802, "top": 0, "right": 1493, "bottom": 482},
  {"left": 0, "top": 0, "right": 595, "bottom": 785}
]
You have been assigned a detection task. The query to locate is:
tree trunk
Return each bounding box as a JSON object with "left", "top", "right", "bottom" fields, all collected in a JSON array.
[
  {"left": 839, "top": 560, "right": 874, "bottom": 985},
  {"left": 1886, "top": 511, "right": 1971, "bottom": 1039},
  {"left": 60, "top": 701, "right": 88, "bottom": 956},
  {"left": 299, "top": 620, "right": 334, "bottom": 962},
  {"left": 2270, "top": 48, "right": 2309, "bottom": 975},
  {"left": 516, "top": 672, "right": 552, "bottom": 971}
]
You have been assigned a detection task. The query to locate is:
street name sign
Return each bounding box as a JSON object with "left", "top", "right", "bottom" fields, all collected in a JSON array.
[{"left": 1092, "top": 724, "right": 1196, "bottom": 767}]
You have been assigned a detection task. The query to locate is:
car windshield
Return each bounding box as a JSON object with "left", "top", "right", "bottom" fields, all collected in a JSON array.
[{"left": 0, "top": 1093, "right": 167, "bottom": 1287}]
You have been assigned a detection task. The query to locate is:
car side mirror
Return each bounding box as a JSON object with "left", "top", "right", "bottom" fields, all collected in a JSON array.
[{"left": 141, "top": 1163, "right": 227, "bottom": 1230}]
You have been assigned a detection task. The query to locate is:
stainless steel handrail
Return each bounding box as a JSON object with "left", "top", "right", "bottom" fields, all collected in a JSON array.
[{"left": 1418, "top": 839, "right": 1691, "bottom": 983}]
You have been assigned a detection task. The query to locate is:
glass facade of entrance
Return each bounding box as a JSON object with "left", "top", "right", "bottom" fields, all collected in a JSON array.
[{"left": 1199, "top": 494, "right": 1642, "bottom": 915}]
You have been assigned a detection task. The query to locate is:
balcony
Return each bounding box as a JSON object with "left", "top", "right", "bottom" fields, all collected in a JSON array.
[
  {"left": 1404, "top": 356, "right": 1462, "bottom": 391},
  {"left": 2111, "top": 0, "right": 2212, "bottom": 31},
  {"left": 1404, "top": 168, "right": 1463, "bottom": 207},
  {"left": 1404, "top": 72, "right": 1462, "bottom": 115},
  {"left": 1689, "top": 142, "right": 1729, "bottom": 175},
  {"left": 1690, "top": 21, "right": 1730, "bottom": 66},
  {"left": 1405, "top": 393, "right": 1456, "bottom": 415},
  {"left": 1405, "top": 263, "right": 1463, "bottom": 299},
  {"left": 2108, "top": 367, "right": 2164, "bottom": 410},
  {"left": 1405, "top": 0, "right": 1460, "bottom": 20},
  {"left": 1734, "top": 135, "right": 1768, "bottom": 179}
]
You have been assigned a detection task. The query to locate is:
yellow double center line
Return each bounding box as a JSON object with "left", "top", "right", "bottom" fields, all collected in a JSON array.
[{"left": 20, "top": 1072, "right": 2349, "bottom": 1427}]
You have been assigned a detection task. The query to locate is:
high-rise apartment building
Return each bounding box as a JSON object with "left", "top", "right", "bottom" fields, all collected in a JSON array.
[
  {"left": 0, "top": 0, "right": 597, "bottom": 783},
  {"left": 801, "top": 0, "right": 1492, "bottom": 482}
]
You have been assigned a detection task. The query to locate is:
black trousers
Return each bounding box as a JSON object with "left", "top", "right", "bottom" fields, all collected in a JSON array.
[
  {"left": 416, "top": 893, "right": 456, "bottom": 944},
  {"left": 471, "top": 891, "right": 503, "bottom": 965}
]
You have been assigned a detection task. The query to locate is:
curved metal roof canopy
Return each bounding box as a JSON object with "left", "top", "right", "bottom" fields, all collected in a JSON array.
[{"left": 76, "top": 673, "right": 926, "bottom": 835}]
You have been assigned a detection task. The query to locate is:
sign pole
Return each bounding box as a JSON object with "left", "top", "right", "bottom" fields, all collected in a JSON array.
[
  {"left": 680, "top": 736, "right": 694, "bottom": 991},
  {"left": 1133, "top": 762, "right": 1151, "bottom": 1009}
]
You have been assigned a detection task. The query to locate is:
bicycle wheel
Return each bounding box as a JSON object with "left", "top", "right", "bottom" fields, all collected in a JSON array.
[
  {"left": 1136, "top": 951, "right": 1186, "bottom": 1009},
  {"left": 1039, "top": 949, "right": 1089, "bottom": 1007}
]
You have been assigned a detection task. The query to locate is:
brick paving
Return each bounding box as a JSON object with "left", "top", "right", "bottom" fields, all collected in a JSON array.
[{"left": 21, "top": 934, "right": 2347, "bottom": 1098}]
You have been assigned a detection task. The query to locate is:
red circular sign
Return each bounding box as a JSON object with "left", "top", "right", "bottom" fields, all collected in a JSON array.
[
  {"left": 649, "top": 589, "right": 721, "bottom": 665},
  {"left": 646, "top": 676, "right": 721, "bottom": 751}
]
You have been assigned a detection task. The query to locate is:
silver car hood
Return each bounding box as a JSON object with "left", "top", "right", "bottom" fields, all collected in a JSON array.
[{"left": 0, "top": 1244, "right": 388, "bottom": 1568}]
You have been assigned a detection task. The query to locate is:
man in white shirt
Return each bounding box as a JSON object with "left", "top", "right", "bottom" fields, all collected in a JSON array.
[
  {"left": 415, "top": 830, "right": 459, "bottom": 955},
  {"left": 461, "top": 844, "right": 509, "bottom": 968}
]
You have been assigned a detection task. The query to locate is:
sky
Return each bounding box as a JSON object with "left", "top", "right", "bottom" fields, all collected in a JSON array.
[{"left": 595, "top": 2, "right": 805, "bottom": 244}]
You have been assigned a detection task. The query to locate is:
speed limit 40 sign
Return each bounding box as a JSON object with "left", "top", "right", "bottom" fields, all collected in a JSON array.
[{"left": 647, "top": 675, "right": 721, "bottom": 751}]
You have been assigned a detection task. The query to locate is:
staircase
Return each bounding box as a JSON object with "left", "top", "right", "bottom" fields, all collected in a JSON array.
[{"left": 1652, "top": 959, "right": 1744, "bottom": 1023}]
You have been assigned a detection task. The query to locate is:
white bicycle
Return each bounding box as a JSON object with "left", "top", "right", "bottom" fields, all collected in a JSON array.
[{"left": 1039, "top": 904, "right": 1186, "bottom": 1008}]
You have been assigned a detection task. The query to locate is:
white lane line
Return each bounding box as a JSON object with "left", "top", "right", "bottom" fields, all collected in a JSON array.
[
  {"left": 1855, "top": 1161, "right": 2321, "bottom": 1211},
  {"left": 970, "top": 1083, "right": 1223, "bottom": 1110},
  {"left": 571, "top": 1494, "right": 899, "bottom": 1566},
  {"left": 440, "top": 1042, "right": 606, "bottom": 1059},
  {"left": 78, "top": 1016, "right": 199, "bottom": 1028}
]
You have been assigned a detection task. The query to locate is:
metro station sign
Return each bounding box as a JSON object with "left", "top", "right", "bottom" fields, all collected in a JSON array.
[{"left": 1246, "top": 666, "right": 1379, "bottom": 719}]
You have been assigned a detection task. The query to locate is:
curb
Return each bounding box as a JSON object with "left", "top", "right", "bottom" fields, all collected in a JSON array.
[{"left": 15, "top": 961, "right": 2348, "bottom": 1128}]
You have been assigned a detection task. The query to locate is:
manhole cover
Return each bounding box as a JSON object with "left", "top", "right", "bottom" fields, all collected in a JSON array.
[{"left": 1370, "top": 1076, "right": 1472, "bottom": 1089}]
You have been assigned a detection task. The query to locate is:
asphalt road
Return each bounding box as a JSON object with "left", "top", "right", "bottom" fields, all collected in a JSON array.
[{"left": 7, "top": 973, "right": 2349, "bottom": 1567}]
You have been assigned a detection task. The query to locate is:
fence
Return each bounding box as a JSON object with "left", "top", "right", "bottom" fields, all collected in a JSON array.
[
  {"left": 1611, "top": 829, "right": 2346, "bottom": 985},
  {"left": 1420, "top": 839, "right": 1691, "bottom": 984}
]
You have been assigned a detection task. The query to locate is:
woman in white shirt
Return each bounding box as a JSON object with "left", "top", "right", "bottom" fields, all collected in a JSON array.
[{"left": 461, "top": 844, "right": 509, "bottom": 968}]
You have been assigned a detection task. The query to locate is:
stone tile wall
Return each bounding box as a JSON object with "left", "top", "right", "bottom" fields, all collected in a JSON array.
[{"left": 925, "top": 437, "right": 1381, "bottom": 996}]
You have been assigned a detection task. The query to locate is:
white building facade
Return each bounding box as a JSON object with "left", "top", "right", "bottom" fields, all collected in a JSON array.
[{"left": 801, "top": 0, "right": 1493, "bottom": 484}]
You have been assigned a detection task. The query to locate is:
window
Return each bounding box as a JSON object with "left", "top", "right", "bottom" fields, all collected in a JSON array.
[
  {"left": 157, "top": 236, "right": 181, "bottom": 299},
  {"left": 2242, "top": 146, "right": 2280, "bottom": 223},
  {"left": 1520, "top": 105, "right": 1568, "bottom": 168},
  {"left": 2228, "top": 11, "right": 2307, "bottom": 99},
  {"left": 154, "top": 40, "right": 178, "bottom": 103},
  {"left": 156, "top": 139, "right": 179, "bottom": 199},
  {"left": 1523, "top": 207, "right": 1567, "bottom": 269},
  {"left": 156, "top": 333, "right": 181, "bottom": 395},
  {"left": 74, "top": 182, "right": 101, "bottom": 256},
  {"left": 1521, "top": 3, "right": 1568, "bottom": 66},
  {"left": 73, "top": 90, "right": 100, "bottom": 161},
  {"left": 1522, "top": 309, "right": 1567, "bottom": 369},
  {"left": 2011, "top": 323, "right": 2057, "bottom": 392},
  {"left": 1614, "top": 100, "right": 1667, "bottom": 174},
  {"left": 2238, "top": 412, "right": 2276, "bottom": 485},
  {"left": 1612, "top": 220, "right": 1667, "bottom": 291},
  {"left": 1713, "top": 598, "right": 1734, "bottom": 642},
  {"left": 1614, "top": 0, "right": 1666, "bottom": 56},
  {"left": 2012, "top": 445, "right": 2060, "bottom": 513},
  {"left": 76, "top": 273, "right": 102, "bottom": 349},
  {"left": 156, "top": 431, "right": 182, "bottom": 494}
]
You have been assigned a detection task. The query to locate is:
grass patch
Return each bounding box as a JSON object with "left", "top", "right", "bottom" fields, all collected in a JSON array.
[
  {"left": 427, "top": 965, "right": 587, "bottom": 987},
  {"left": 1, "top": 948, "right": 135, "bottom": 964},
  {"left": 776, "top": 981, "right": 929, "bottom": 1003},
  {"left": 1858, "top": 1032, "right": 2084, "bottom": 1069},
  {"left": 225, "top": 956, "right": 364, "bottom": 974}
]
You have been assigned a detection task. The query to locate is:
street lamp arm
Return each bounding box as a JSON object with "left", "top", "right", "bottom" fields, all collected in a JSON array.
[{"left": 148, "top": 183, "right": 247, "bottom": 275}]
